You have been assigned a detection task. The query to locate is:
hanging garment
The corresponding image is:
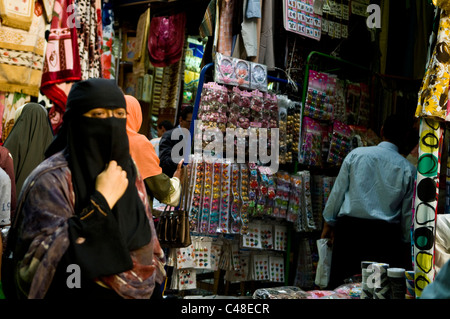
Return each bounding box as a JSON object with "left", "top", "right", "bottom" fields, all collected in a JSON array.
[
  {"left": 42, "top": 0, "right": 56, "bottom": 23},
  {"left": 217, "top": 0, "right": 235, "bottom": 56},
  {"left": 416, "top": 9, "right": 450, "bottom": 120},
  {"left": 199, "top": 0, "right": 217, "bottom": 38},
  {"left": 0, "top": 2, "right": 48, "bottom": 97},
  {"left": 258, "top": 0, "right": 275, "bottom": 70},
  {"left": 75, "top": 0, "right": 102, "bottom": 79},
  {"left": 148, "top": 12, "right": 186, "bottom": 67},
  {"left": 134, "top": 8, "right": 151, "bottom": 76},
  {"left": 240, "top": 0, "right": 258, "bottom": 57},
  {"left": 246, "top": 0, "right": 261, "bottom": 18},
  {"left": 433, "top": 0, "right": 450, "bottom": 12},
  {"left": 101, "top": 0, "right": 116, "bottom": 79},
  {"left": 1, "top": 93, "right": 31, "bottom": 143},
  {"left": 40, "top": 0, "right": 82, "bottom": 124},
  {"left": 0, "top": 0, "right": 35, "bottom": 31}
]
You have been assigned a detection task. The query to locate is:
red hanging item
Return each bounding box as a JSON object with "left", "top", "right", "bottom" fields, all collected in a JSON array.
[{"left": 148, "top": 11, "right": 186, "bottom": 67}]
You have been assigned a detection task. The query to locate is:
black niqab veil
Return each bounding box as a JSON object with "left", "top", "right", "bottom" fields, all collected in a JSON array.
[{"left": 45, "top": 79, "right": 151, "bottom": 269}]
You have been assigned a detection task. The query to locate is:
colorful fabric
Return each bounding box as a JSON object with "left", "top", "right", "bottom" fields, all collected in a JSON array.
[
  {"left": 148, "top": 12, "right": 186, "bottom": 67},
  {"left": 413, "top": 118, "right": 443, "bottom": 298},
  {"left": 433, "top": 0, "right": 450, "bottom": 12},
  {"left": 125, "top": 95, "right": 163, "bottom": 179},
  {"left": 0, "top": 1, "right": 48, "bottom": 97},
  {"left": 41, "top": 0, "right": 56, "bottom": 23},
  {"left": 416, "top": 10, "right": 450, "bottom": 120},
  {"left": 199, "top": 0, "right": 216, "bottom": 38},
  {"left": 40, "top": 0, "right": 82, "bottom": 119},
  {"left": 217, "top": 0, "right": 235, "bottom": 56},
  {"left": 75, "top": 0, "right": 102, "bottom": 79},
  {"left": 1, "top": 92, "right": 30, "bottom": 143},
  {"left": 0, "top": 0, "right": 35, "bottom": 31},
  {"left": 101, "top": 0, "right": 116, "bottom": 79}
]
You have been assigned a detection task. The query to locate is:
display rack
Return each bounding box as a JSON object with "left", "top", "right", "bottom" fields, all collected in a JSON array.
[
  {"left": 297, "top": 50, "right": 371, "bottom": 174},
  {"left": 186, "top": 62, "right": 304, "bottom": 288}
]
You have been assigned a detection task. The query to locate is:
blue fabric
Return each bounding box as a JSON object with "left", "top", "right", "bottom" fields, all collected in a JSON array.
[
  {"left": 322, "top": 142, "right": 416, "bottom": 243},
  {"left": 246, "top": 0, "right": 261, "bottom": 18},
  {"left": 421, "top": 259, "right": 450, "bottom": 299}
]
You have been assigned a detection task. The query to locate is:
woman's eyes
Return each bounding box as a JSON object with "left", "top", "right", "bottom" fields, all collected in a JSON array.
[{"left": 84, "top": 108, "right": 127, "bottom": 118}]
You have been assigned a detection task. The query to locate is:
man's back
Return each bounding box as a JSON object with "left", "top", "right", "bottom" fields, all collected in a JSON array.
[{"left": 323, "top": 141, "right": 416, "bottom": 243}]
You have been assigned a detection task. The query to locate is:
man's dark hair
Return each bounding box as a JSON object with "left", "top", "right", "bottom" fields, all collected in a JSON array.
[
  {"left": 382, "top": 114, "right": 414, "bottom": 150},
  {"left": 179, "top": 105, "right": 193, "bottom": 120},
  {"left": 157, "top": 120, "right": 174, "bottom": 131}
]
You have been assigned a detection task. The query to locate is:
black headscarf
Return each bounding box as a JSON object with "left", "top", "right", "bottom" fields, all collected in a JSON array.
[{"left": 45, "top": 78, "right": 151, "bottom": 253}]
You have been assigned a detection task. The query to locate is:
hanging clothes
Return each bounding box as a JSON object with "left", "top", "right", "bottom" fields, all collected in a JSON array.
[
  {"left": 0, "top": 0, "right": 35, "bottom": 31},
  {"left": 416, "top": 9, "right": 450, "bottom": 120},
  {"left": 0, "top": 1, "right": 48, "bottom": 97},
  {"left": 101, "top": 0, "right": 116, "bottom": 79},
  {"left": 75, "top": 0, "right": 102, "bottom": 79},
  {"left": 40, "top": 0, "right": 82, "bottom": 131},
  {"left": 217, "top": 0, "right": 235, "bottom": 56},
  {"left": 148, "top": 11, "right": 187, "bottom": 67},
  {"left": 1, "top": 93, "right": 31, "bottom": 143},
  {"left": 199, "top": 0, "right": 217, "bottom": 38},
  {"left": 258, "top": 0, "right": 275, "bottom": 70},
  {"left": 133, "top": 8, "right": 151, "bottom": 76}
]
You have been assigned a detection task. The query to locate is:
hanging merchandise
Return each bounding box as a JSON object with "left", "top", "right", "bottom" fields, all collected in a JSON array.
[
  {"left": 326, "top": 121, "right": 352, "bottom": 166},
  {"left": 101, "top": 0, "right": 116, "bottom": 79},
  {"left": 0, "top": 1, "right": 47, "bottom": 97},
  {"left": 283, "top": 0, "right": 321, "bottom": 41},
  {"left": 148, "top": 11, "right": 186, "bottom": 67},
  {"left": 304, "top": 71, "right": 333, "bottom": 121},
  {"left": 1, "top": 93, "right": 31, "bottom": 143},
  {"left": 416, "top": 9, "right": 450, "bottom": 121},
  {"left": 412, "top": 118, "right": 443, "bottom": 298},
  {"left": 214, "top": 53, "right": 268, "bottom": 91},
  {"left": 299, "top": 117, "right": 323, "bottom": 167},
  {"left": 40, "top": 0, "right": 82, "bottom": 126},
  {"left": 193, "top": 237, "right": 213, "bottom": 270},
  {"left": 76, "top": 0, "right": 102, "bottom": 80},
  {"left": 0, "top": 0, "right": 35, "bottom": 31}
]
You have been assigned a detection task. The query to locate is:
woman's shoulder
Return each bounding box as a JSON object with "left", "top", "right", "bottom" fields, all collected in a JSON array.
[{"left": 21, "top": 151, "right": 71, "bottom": 192}]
